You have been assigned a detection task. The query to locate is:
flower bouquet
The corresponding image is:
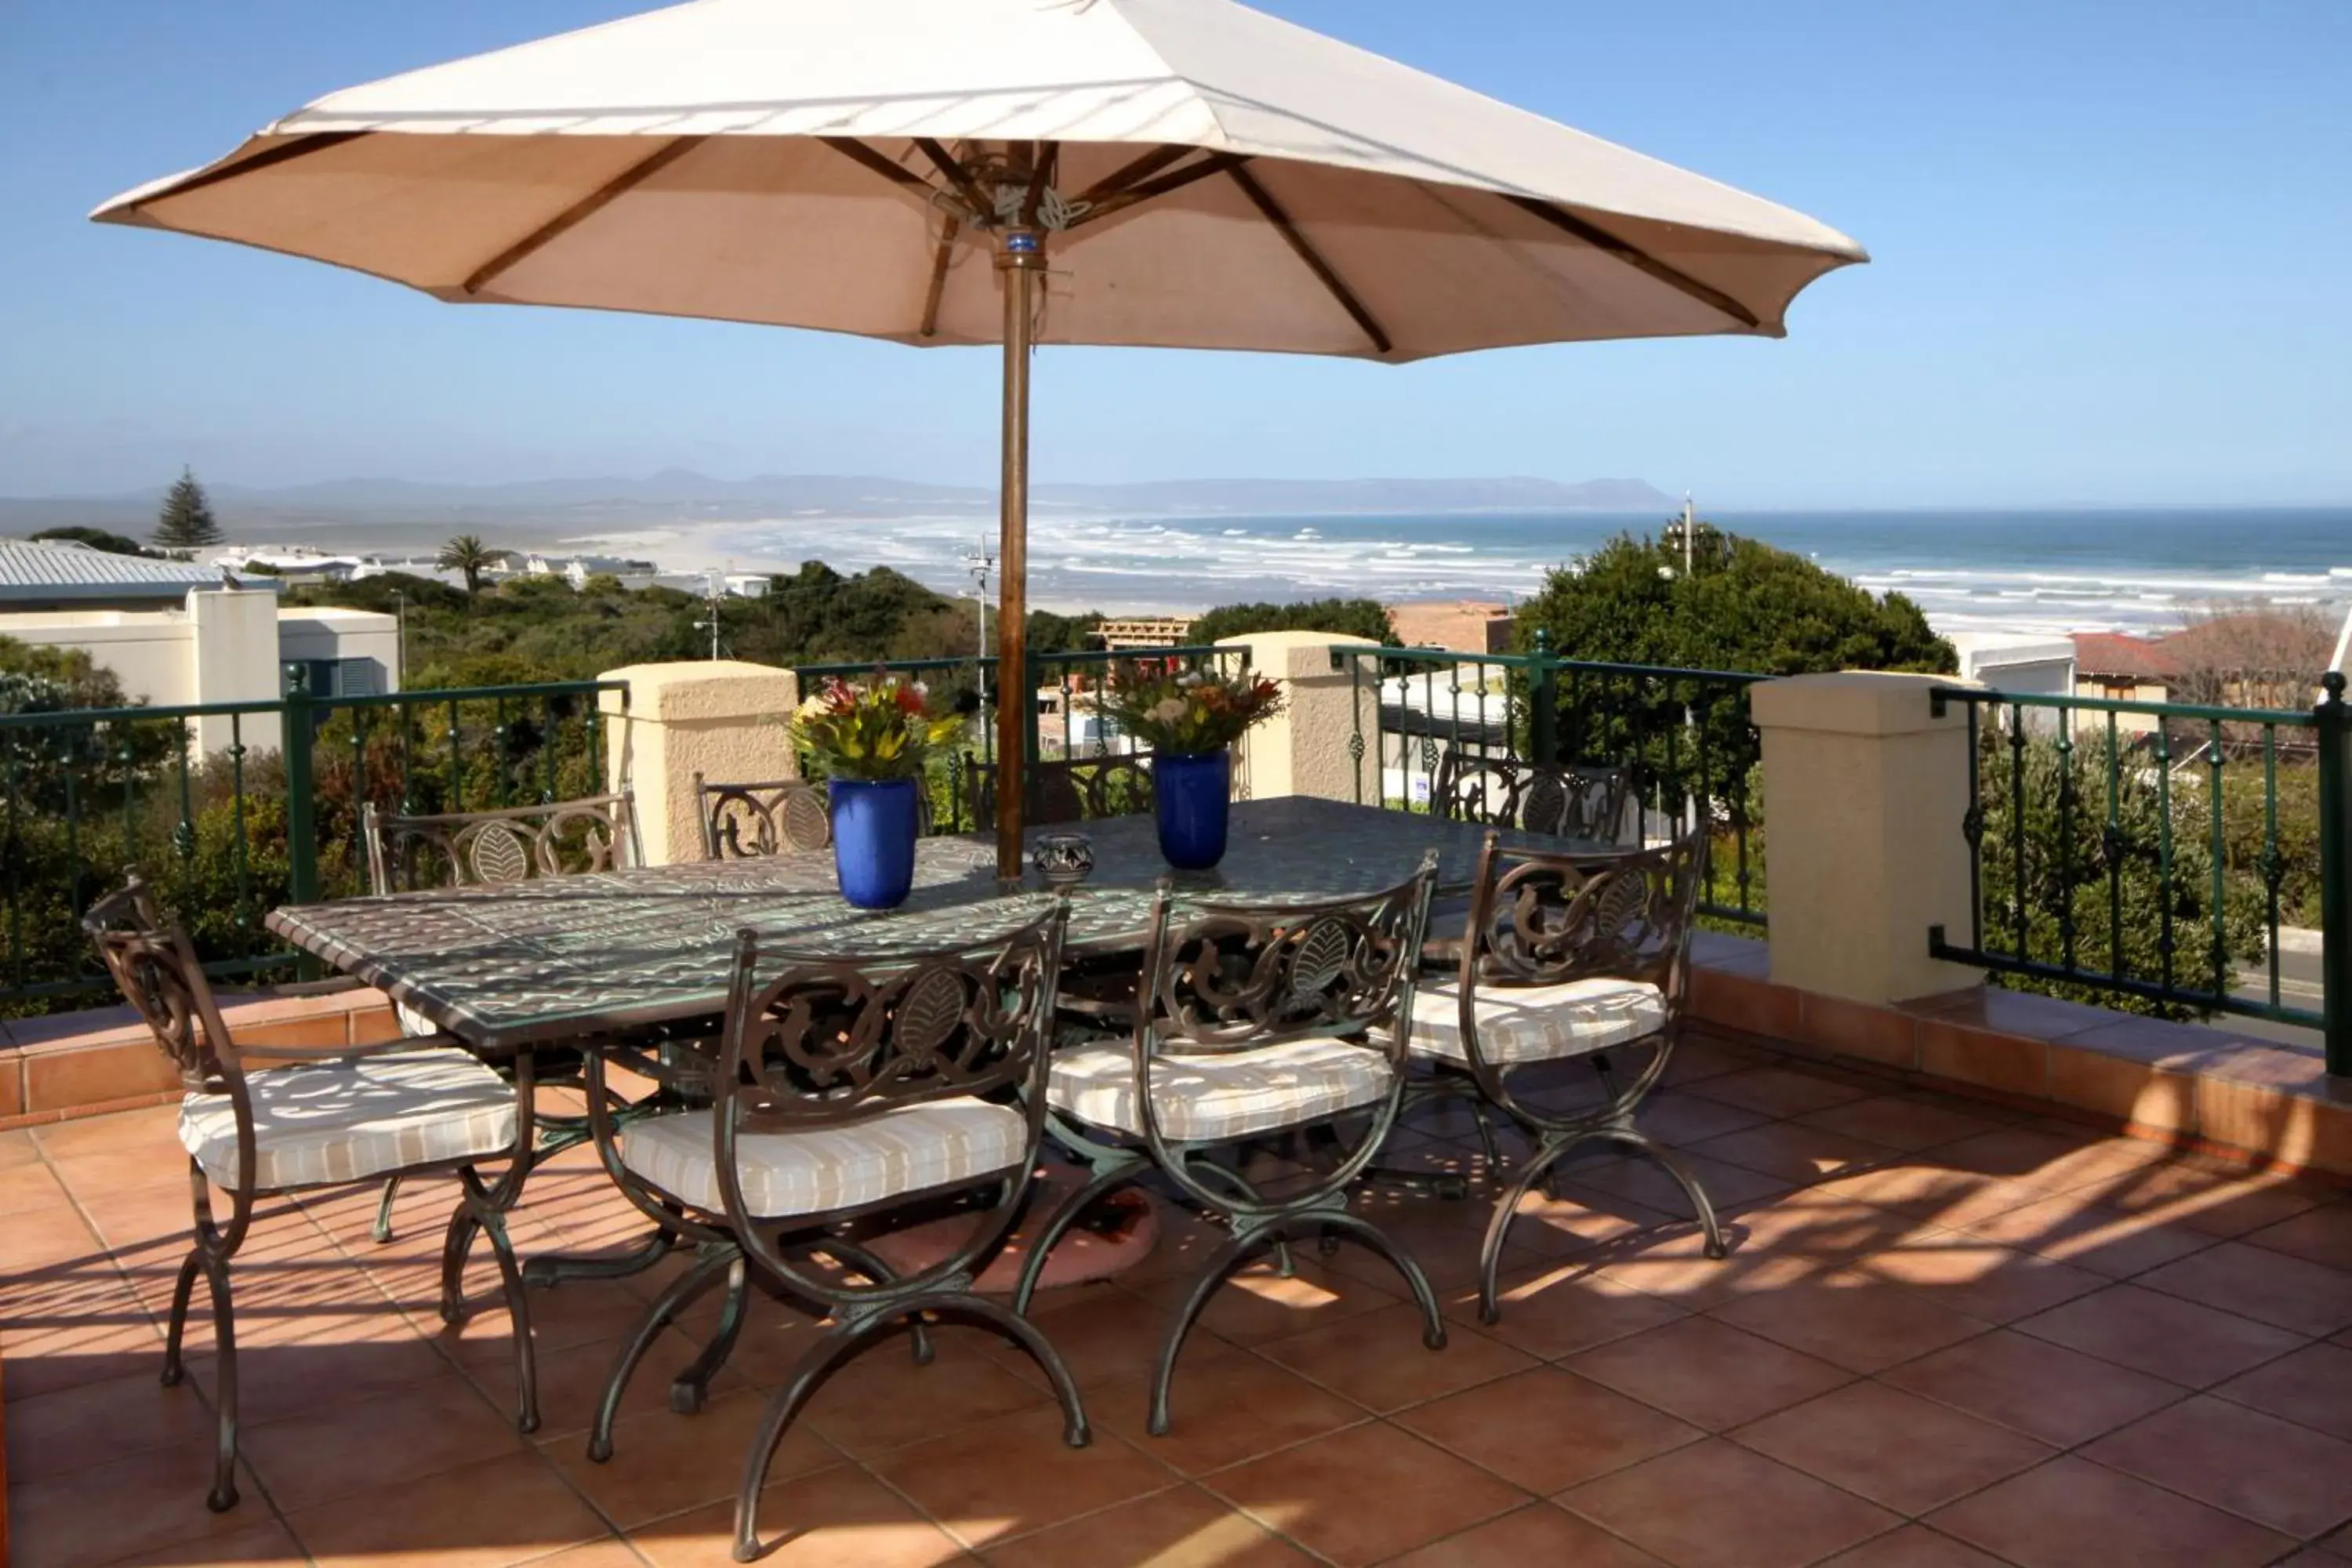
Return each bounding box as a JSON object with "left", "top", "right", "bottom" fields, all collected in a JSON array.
[
  {"left": 1101, "top": 666, "right": 1285, "bottom": 870},
  {"left": 789, "top": 672, "right": 962, "bottom": 908}
]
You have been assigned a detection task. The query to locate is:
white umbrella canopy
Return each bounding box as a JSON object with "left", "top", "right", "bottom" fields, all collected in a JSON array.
[{"left": 95, "top": 0, "right": 1866, "bottom": 873}]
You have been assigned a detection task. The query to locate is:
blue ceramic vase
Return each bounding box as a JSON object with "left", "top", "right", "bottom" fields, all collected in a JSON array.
[
  {"left": 1154, "top": 750, "right": 1232, "bottom": 871},
  {"left": 829, "top": 777, "right": 920, "bottom": 909}
]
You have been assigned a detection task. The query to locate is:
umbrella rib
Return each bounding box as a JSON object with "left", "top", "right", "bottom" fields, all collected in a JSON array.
[
  {"left": 1018, "top": 143, "right": 1060, "bottom": 229},
  {"left": 137, "top": 131, "right": 368, "bottom": 205},
  {"left": 920, "top": 214, "right": 962, "bottom": 338},
  {"left": 1073, "top": 143, "right": 1194, "bottom": 206},
  {"left": 822, "top": 136, "right": 950, "bottom": 202},
  {"left": 1067, "top": 151, "right": 1253, "bottom": 227},
  {"left": 462, "top": 136, "right": 709, "bottom": 296},
  {"left": 1504, "top": 197, "right": 1760, "bottom": 328},
  {"left": 1226, "top": 165, "right": 1391, "bottom": 356},
  {"left": 913, "top": 138, "right": 992, "bottom": 220}
]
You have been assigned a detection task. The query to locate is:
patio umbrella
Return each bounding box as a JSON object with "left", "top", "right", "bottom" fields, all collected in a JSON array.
[{"left": 93, "top": 0, "right": 1866, "bottom": 879}]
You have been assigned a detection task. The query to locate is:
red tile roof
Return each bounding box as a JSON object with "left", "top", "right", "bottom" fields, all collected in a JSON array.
[{"left": 2071, "top": 632, "right": 2180, "bottom": 681}]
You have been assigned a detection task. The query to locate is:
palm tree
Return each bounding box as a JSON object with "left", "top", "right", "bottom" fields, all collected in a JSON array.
[{"left": 437, "top": 535, "right": 498, "bottom": 599}]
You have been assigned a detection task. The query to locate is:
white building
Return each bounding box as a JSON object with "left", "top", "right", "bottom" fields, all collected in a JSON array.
[
  {"left": 1945, "top": 632, "right": 2077, "bottom": 697},
  {"left": 0, "top": 540, "right": 398, "bottom": 754}
]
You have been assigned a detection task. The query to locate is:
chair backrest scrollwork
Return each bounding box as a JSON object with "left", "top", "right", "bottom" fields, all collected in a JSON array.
[
  {"left": 362, "top": 793, "right": 638, "bottom": 895},
  {"left": 695, "top": 774, "right": 832, "bottom": 859},
  {"left": 1139, "top": 853, "right": 1439, "bottom": 1058},
  {"left": 1461, "top": 822, "right": 1708, "bottom": 1005},
  {"left": 82, "top": 876, "right": 238, "bottom": 1093},
  {"left": 965, "top": 752, "right": 1155, "bottom": 833},
  {"left": 1433, "top": 749, "right": 1632, "bottom": 844},
  {"left": 717, "top": 905, "right": 1069, "bottom": 1132}
]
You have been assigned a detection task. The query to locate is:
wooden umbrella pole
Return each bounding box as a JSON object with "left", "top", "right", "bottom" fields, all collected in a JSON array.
[{"left": 993, "top": 228, "right": 1042, "bottom": 882}]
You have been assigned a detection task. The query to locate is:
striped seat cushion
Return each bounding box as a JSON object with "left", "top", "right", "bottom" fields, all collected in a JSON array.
[
  {"left": 619, "top": 1098, "right": 1027, "bottom": 1219},
  {"left": 1401, "top": 977, "right": 1665, "bottom": 1066},
  {"left": 1048, "top": 1039, "right": 1392, "bottom": 1142},
  {"left": 180, "top": 1047, "right": 517, "bottom": 1190}
]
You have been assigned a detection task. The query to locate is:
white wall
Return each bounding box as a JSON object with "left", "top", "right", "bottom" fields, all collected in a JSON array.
[
  {"left": 0, "top": 592, "right": 397, "bottom": 759},
  {"left": 0, "top": 608, "right": 199, "bottom": 707}
]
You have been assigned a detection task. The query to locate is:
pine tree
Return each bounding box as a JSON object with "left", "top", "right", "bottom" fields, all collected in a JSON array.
[{"left": 153, "top": 467, "right": 223, "bottom": 553}]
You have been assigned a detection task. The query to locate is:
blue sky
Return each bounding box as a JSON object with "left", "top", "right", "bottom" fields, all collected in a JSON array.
[{"left": 2, "top": 0, "right": 2347, "bottom": 506}]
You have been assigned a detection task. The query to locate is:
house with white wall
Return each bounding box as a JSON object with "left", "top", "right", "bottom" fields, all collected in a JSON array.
[{"left": 0, "top": 539, "right": 398, "bottom": 753}]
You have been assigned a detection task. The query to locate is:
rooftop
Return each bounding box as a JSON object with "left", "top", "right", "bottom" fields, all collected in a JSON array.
[
  {"left": 11, "top": 1025, "right": 2352, "bottom": 1567},
  {"left": 0, "top": 540, "right": 275, "bottom": 605}
]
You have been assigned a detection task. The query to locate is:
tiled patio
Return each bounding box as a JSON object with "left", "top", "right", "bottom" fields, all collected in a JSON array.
[{"left": 11, "top": 1031, "right": 2352, "bottom": 1568}]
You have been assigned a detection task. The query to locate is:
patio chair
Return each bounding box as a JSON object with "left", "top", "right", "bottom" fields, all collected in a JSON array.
[
  {"left": 1012, "top": 855, "right": 1445, "bottom": 1436},
  {"left": 358, "top": 793, "right": 640, "bottom": 1247},
  {"left": 964, "top": 751, "right": 1154, "bottom": 832},
  {"left": 695, "top": 774, "right": 833, "bottom": 858},
  {"left": 577, "top": 903, "right": 1085, "bottom": 1563},
  {"left": 1399, "top": 826, "right": 1726, "bottom": 1324},
  {"left": 1432, "top": 748, "right": 1635, "bottom": 844},
  {"left": 82, "top": 875, "right": 539, "bottom": 1512}
]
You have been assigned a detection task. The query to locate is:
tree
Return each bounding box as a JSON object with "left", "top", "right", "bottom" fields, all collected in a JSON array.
[
  {"left": 436, "top": 535, "right": 499, "bottom": 599},
  {"left": 1189, "top": 597, "right": 1396, "bottom": 646},
  {"left": 31, "top": 526, "right": 160, "bottom": 559},
  {"left": 2165, "top": 603, "right": 2336, "bottom": 716},
  {"left": 153, "top": 467, "right": 223, "bottom": 553},
  {"left": 1516, "top": 523, "right": 1954, "bottom": 677},
  {"left": 1969, "top": 729, "right": 2267, "bottom": 1018},
  {"left": 1026, "top": 609, "right": 1104, "bottom": 656}
]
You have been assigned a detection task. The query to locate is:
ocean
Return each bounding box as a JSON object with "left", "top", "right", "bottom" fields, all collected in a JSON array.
[{"left": 717, "top": 505, "right": 2352, "bottom": 637}]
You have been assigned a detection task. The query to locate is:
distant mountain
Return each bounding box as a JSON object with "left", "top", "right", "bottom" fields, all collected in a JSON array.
[{"left": 0, "top": 470, "right": 1670, "bottom": 527}]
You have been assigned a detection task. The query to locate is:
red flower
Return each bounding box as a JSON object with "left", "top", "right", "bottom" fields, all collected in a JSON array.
[{"left": 893, "top": 684, "right": 927, "bottom": 715}]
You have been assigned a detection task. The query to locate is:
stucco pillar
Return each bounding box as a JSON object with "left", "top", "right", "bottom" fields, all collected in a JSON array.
[
  {"left": 1215, "top": 631, "right": 1381, "bottom": 804},
  {"left": 597, "top": 661, "right": 800, "bottom": 866},
  {"left": 1750, "top": 671, "right": 1986, "bottom": 1006},
  {"left": 187, "top": 587, "right": 284, "bottom": 756}
]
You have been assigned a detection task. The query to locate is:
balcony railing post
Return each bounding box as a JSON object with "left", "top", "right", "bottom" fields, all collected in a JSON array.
[
  {"left": 281, "top": 666, "right": 321, "bottom": 909},
  {"left": 1527, "top": 628, "right": 1559, "bottom": 765},
  {"left": 2319, "top": 672, "right": 2350, "bottom": 1075}
]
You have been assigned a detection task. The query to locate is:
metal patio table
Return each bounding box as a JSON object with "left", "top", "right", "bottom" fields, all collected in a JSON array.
[
  {"left": 265, "top": 797, "right": 1602, "bottom": 1054},
  {"left": 264, "top": 797, "right": 1616, "bottom": 1310}
]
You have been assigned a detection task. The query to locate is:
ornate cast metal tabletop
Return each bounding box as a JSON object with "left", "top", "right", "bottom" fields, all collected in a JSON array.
[{"left": 267, "top": 797, "right": 1608, "bottom": 1053}]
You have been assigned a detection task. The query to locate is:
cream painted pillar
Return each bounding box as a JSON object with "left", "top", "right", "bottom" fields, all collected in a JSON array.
[
  {"left": 597, "top": 660, "right": 801, "bottom": 866},
  {"left": 188, "top": 587, "right": 285, "bottom": 756},
  {"left": 1750, "top": 671, "right": 1986, "bottom": 1006},
  {"left": 1215, "top": 631, "right": 1381, "bottom": 804}
]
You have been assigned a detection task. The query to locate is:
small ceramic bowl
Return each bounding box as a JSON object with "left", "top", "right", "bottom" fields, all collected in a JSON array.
[{"left": 1033, "top": 831, "right": 1094, "bottom": 889}]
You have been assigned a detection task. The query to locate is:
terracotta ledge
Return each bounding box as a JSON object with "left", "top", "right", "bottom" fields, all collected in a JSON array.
[
  {"left": 0, "top": 987, "right": 400, "bottom": 1130},
  {"left": 1688, "top": 932, "right": 2351, "bottom": 1175}
]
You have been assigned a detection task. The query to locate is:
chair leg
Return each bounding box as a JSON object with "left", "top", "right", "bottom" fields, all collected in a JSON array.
[
  {"left": 589, "top": 1244, "right": 739, "bottom": 1461},
  {"left": 162, "top": 1246, "right": 204, "bottom": 1388},
  {"left": 371, "top": 1174, "right": 402, "bottom": 1244},
  {"left": 728, "top": 1318, "right": 894, "bottom": 1564},
  {"left": 951, "top": 1293, "right": 1089, "bottom": 1447},
  {"left": 199, "top": 1254, "right": 239, "bottom": 1512},
  {"left": 1476, "top": 1133, "right": 1587, "bottom": 1326},
  {"left": 1316, "top": 1211, "right": 1447, "bottom": 1352},
  {"left": 437, "top": 1200, "right": 479, "bottom": 1325},
  {"left": 671, "top": 1252, "right": 753, "bottom": 1413},
  {"left": 1147, "top": 1228, "right": 1268, "bottom": 1438},
  {"left": 1611, "top": 1129, "right": 1727, "bottom": 1260},
  {"left": 816, "top": 1239, "right": 930, "bottom": 1367},
  {"left": 457, "top": 1168, "right": 541, "bottom": 1433},
  {"left": 1010, "top": 1158, "right": 1142, "bottom": 1316}
]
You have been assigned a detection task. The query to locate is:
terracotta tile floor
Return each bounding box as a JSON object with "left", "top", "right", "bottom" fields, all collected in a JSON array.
[{"left": 12, "top": 1033, "right": 2352, "bottom": 1566}]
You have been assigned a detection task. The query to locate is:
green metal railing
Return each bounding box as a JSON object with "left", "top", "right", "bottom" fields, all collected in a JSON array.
[
  {"left": 1328, "top": 637, "right": 1769, "bottom": 927},
  {"left": 1928, "top": 673, "right": 2347, "bottom": 1068},
  {"left": 793, "top": 645, "right": 1250, "bottom": 834},
  {"left": 0, "top": 673, "right": 622, "bottom": 1010}
]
